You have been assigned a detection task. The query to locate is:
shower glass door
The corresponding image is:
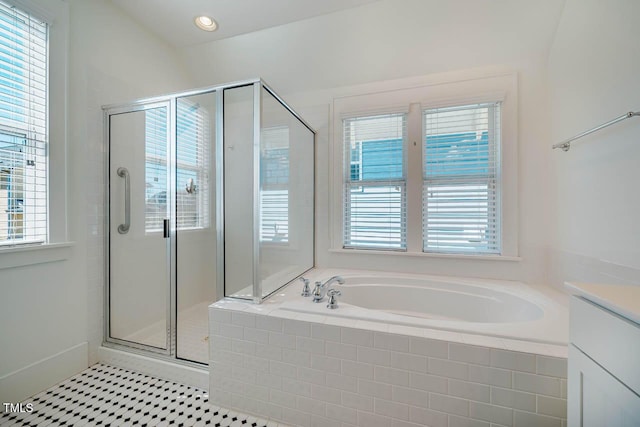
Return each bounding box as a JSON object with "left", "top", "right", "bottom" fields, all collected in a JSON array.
[
  {"left": 175, "top": 92, "right": 217, "bottom": 364},
  {"left": 108, "top": 103, "right": 171, "bottom": 352}
]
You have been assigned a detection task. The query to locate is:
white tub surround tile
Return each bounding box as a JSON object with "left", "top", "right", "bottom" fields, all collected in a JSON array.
[
  {"left": 374, "top": 332, "right": 410, "bottom": 352},
  {"left": 341, "top": 390, "right": 374, "bottom": 411},
  {"left": 450, "top": 343, "right": 492, "bottom": 366},
  {"left": 409, "top": 372, "right": 448, "bottom": 393},
  {"left": 391, "top": 351, "right": 428, "bottom": 373},
  {"left": 536, "top": 355, "right": 568, "bottom": 378},
  {"left": 374, "top": 398, "right": 410, "bottom": 420},
  {"left": 283, "top": 377, "right": 312, "bottom": 397},
  {"left": 429, "top": 357, "right": 469, "bottom": 380},
  {"left": 490, "top": 387, "right": 536, "bottom": 412},
  {"left": 410, "top": 337, "right": 449, "bottom": 359},
  {"left": 409, "top": 406, "right": 448, "bottom": 427},
  {"left": 209, "top": 305, "right": 568, "bottom": 426},
  {"left": 283, "top": 319, "right": 311, "bottom": 337},
  {"left": 490, "top": 349, "right": 536, "bottom": 373},
  {"left": 342, "top": 327, "right": 375, "bottom": 346},
  {"left": 358, "top": 347, "right": 391, "bottom": 366},
  {"left": 448, "top": 379, "right": 491, "bottom": 403},
  {"left": 311, "top": 324, "right": 342, "bottom": 342},
  {"left": 326, "top": 341, "right": 358, "bottom": 360},
  {"left": 429, "top": 393, "right": 469, "bottom": 417},
  {"left": 469, "top": 401, "right": 513, "bottom": 426},
  {"left": 357, "top": 409, "right": 392, "bottom": 427},
  {"left": 448, "top": 414, "right": 490, "bottom": 427},
  {"left": 358, "top": 378, "right": 393, "bottom": 400},
  {"left": 536, "top": 395, "right": 568, "bottom": 418},
  {"left": 374, "top": 366, "right": 410, "bottom": 387},
  {"left": 342, "top": 359, "right": 374, "bottom": 379},
  {"left": 512, "top": 372, "right": 562, "bottom": 397},
  {"left": 468, "top": 365, "right": 512, "bottom": 388},
  {"left": 296, "top": 336, "right": 325, "bottom": 355},
  {"left": 514, "top": 409, "right": 562, "bottom": 427}
]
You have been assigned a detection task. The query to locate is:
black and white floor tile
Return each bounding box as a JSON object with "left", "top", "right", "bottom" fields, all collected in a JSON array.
[{"left": 0, "top": 364, "right": 284, "bottom": 427}]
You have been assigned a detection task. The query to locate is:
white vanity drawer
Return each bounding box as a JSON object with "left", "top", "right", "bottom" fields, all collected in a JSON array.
[{"left": 570, "top": 296, "right": 640, "bottom": 394}]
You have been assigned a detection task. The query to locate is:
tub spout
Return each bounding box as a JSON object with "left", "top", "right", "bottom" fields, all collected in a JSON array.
[{"left": 312, "top": 276, "right": 345, "bottom": 303}]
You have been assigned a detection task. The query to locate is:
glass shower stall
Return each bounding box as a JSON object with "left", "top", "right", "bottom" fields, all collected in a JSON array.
[{"left": 103, "top": 80, "right": 315, "bottom": 365}]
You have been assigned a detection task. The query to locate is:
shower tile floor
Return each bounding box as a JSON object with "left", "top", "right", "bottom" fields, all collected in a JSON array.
[
  {"left": 125, "top": 302, "right": 211, "bottom": 364},
  {"left": 0, "top": 364, "right": 287, "bottom": 427}
]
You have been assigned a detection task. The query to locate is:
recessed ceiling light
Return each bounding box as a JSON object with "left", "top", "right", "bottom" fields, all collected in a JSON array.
[{"left": 194, "top": 15, "right": 217, "bottom": 32}]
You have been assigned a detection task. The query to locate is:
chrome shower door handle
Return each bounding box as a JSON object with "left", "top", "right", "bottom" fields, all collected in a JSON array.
[{"left": 117, "top": 167, "right": 130, "bottom": 234}]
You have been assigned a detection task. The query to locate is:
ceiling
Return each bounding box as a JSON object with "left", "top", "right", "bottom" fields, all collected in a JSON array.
[{"left": 110, "top": 0, "right": 381, "bottom": 48}]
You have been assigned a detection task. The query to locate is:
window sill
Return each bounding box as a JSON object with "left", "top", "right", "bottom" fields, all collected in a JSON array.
[
  {"left": 328, "top": 248, "right": 522, "bottom": 262},
  {"left": 0, "top": 242, "right": 74, "bottom": 270}
]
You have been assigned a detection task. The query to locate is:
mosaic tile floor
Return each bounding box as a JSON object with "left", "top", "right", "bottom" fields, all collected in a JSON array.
[{"left": 0, "top": 364, "right": 285, "bottom": 427}]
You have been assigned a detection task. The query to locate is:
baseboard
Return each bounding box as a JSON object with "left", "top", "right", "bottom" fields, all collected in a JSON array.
[
  {"left": 98, "top": 346, "right": 209, "bottom": 391},
  {"left": 0, "top": 342, "right": 88, "bottom": 403}
]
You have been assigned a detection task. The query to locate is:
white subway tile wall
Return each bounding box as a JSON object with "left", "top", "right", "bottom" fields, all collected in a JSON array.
[{"left": 210, "top": 307, "right": 568, "bottom": 427}]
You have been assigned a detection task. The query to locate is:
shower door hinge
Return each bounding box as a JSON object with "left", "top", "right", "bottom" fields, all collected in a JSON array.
[{"left": 163, "top": 219, "right": 170, "bottom": 239}]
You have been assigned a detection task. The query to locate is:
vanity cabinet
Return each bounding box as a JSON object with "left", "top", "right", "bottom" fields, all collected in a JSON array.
[{"left": 568, "top": 296, "right": 640, "bottom": 426}]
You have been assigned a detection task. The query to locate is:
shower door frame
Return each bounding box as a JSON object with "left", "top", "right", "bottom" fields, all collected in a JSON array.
[
  {"left": 102, "top": 79, "right": 316, "bottom": 366},
  {"left": 104, "top": 100, "right": 176, "bottom": 357}
]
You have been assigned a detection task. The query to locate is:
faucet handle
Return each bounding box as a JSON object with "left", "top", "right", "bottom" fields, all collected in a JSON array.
[
  {"left": 312, "top": 281, "right": 324, "bottom": 303},
  {"left": 326, "top": 289, "right": 342, "bottom": 309},
  {"left": 299, "top": 277, "right": 311, "bottom": 297}
]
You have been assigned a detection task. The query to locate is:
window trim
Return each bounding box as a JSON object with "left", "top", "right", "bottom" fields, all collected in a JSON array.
[
  {"left": 0, "top": 0, "right": 70, "bottom": 257},
  {"left": 330, "top": 72, "right": 518, "bottom": 259}
]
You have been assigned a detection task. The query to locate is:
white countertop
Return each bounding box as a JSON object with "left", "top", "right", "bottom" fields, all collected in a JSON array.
[{"left": 565, "top": 281, "right": 640, "bottom": 325}]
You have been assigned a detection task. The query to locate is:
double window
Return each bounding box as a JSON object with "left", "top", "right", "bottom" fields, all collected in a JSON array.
[
  {"left": 343, "top": 102, "right": 503, "bottom": 255},
  {"left": 0, "top": 1, "right": 47, "bottom": 246}
]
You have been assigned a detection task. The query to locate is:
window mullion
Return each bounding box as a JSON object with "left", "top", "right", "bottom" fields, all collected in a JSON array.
[{"left": 405, "top": 103, "right": 423, "bottom": 253}]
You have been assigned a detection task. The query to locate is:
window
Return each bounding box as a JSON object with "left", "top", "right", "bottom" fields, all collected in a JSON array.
[
  {"left": 176, "top": 100, "right": 210, "bottom": 229},
  {"left": 333, "top": 75, "right": 517, "bottom": 258},
  {"left": 260, "top": 126, "right": 289, "bottom": 243},
  {"left": 144, "top": 107, "right": 168, "bottom": 231},
  {"left": 144, "top": 101, "right": 210, "bottom": 232},
  {"left": 0, "top": 1, "right": 47, "bottom": 246},
  {"left": 423, "top": 103, "right": 501, "bottom": 254},
  {"left": 343, "top": 113, "right": 406, "bottom": 250}
]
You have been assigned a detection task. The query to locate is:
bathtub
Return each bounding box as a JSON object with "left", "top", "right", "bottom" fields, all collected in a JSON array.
[
  {"left": 262, "top": 268, "right": 569, "bottom": 346},
  {"left": 209, "top": 268, "right": 570, "bottom": 425}
]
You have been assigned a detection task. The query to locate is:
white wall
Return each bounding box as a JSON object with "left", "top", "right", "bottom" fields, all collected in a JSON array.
[
  {"left": 548, "top": 0, "right": 640, "bottom": 287},
  {"left": 69, "top": 0, "right": 194, "bottom": 361},
  {"left": 179, "top": 0, "right": 565, "bottom": 285},
  {"left": 0, "top": 0, "right": 77, "bottom": 403},
  {"left": 0, "top": 0, "right": 193, "bottom": 403}
]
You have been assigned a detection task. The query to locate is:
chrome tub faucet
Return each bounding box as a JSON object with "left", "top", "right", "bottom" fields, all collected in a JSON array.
[
  {"left": 299, "top": 276, "right": 311, "bottom": 297},
  {"left": 312, "top": 275, "right": 345, "bottom": 303}
]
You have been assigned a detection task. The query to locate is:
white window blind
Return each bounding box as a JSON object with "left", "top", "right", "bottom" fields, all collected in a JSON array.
[
  {"left": 145, "top": 107, "right": 168, "bottom": 231},
  {"left": 176, "top": 99, "right": 210, "bottom": 229},
  {"left": 343, "top": 113, "right": 406, "bottom": 250},
  {"left": 423, "top": 102, "right": 501, "bottom": 254},
  {"left": 260, "top": 126, "right": 289, "bottom": 243},
  {"left": 0, "top": 2, "right": 47, "bottom": 246},
  {"left": 145, "top": 101, "right": 210, "bottom": 232}
]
